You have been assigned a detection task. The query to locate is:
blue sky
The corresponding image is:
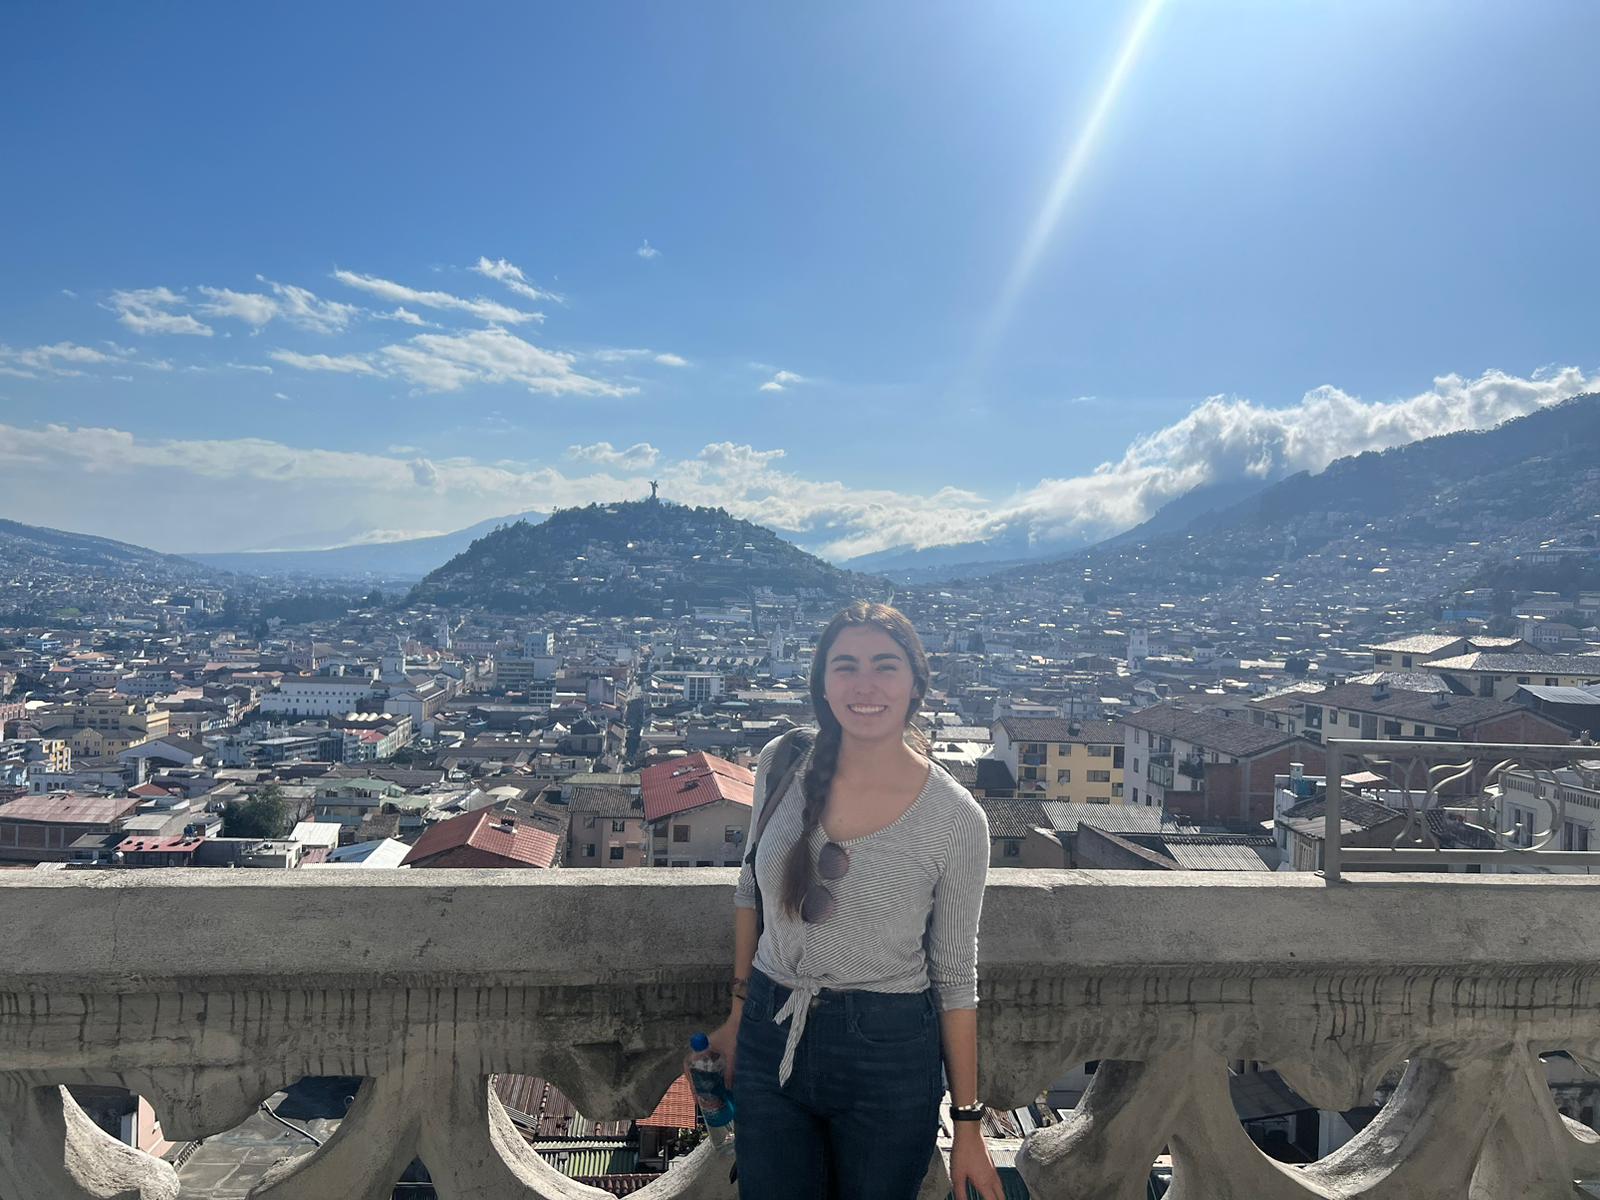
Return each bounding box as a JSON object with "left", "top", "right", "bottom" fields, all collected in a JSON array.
[{"left": 2, "top": 1, "right": 1597, "bottom": 558}]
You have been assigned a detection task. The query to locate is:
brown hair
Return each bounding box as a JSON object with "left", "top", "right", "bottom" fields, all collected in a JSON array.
[{"left": 780, "top": 600, "right": 933, "bottom": 918}]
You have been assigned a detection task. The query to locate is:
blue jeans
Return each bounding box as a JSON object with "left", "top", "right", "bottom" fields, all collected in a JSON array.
[{"left": 733, "top": 967, "right": 944, "bottom": 1199}]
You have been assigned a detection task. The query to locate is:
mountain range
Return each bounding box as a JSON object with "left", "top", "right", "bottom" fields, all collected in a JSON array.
[
  {"left": 3, "top": 395, "right": 1594, "bottom": 600},
  {"left": 186, "top": 511, "right": 548, "bottom": 578},
  {"left": 998, "top": 391, "right": 1600, "bottom": 595}
]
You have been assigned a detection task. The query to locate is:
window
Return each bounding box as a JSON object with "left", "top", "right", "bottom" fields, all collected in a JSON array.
[
  {"left": 1057, "top": 743, "right": 1072, "bottom": 754},
  {"left": 1133, "top": 758, "right": 1140, "bottom": 773},
  {"left": 1088, "top": 745, "right": 1112, "bottom": 757},
  {"left": 1517, "top": 676, "right": 1531, "bottom": 685},
  {"left": 1564, "top": 821, "right": 1590, "bottom": 852},
  {"left": 1374, "top": 653, "right": 1392, "bottom": 665},
  {"left": 1132, "top": 787, "right": 1140, "bottom": 804},
  {"left": 584, "top": 844, "right": 596, "bottom": 857},
  {"left": 1112, "top": 783, "right": 1124, "bottom": 798},
  {"left": 1479, "top": 677, "right": 1496, "bottom": 697},
  {"left": 1511, "top": 807, "right": 1535, "bottom": 849},
  {"left": 724, "top": 826, "right": 741, "bottom": 843},
  {"left": 1003, "top": 841, "right": 1020, "bottom": 858},
  {"left": 1133, "top": 730, "right": 1141, "bottom": 744},
  {"left": 1347, "top": 713, "right": 1358, "bottom": 728},
  {"left": 1088, "top": 770, "right": 1111, "bottom": 783},
  {"left": 1056, "top": 768, "right": 1071, "bottom": 784},
  {"left": 653, "top": 857, "right": 667, "bottom": 866},
  {"left": 1412, "top": 725, "right": 1425, "bottom": 737},
  {"left": 1088, "top": 797, "right": 1110, "bottom": 804},
  {"left": 673, "top": 825, "right": 690, "bottom": 842},
  {"left": 695, "top": 859, "right": 714, "bottom": 867},
  {"left": 1382, "top": 721, "right": 1401, "bottom": 737},
  {"left": 609, "top": 846, "right": 624, "bottom": 860},
  {"left": 1546, "top": 677, "right": 1560, "bottom": 686}
]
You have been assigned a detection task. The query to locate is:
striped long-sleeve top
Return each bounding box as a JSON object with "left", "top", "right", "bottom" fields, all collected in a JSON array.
[{"left": 733, "top": 731, "right": 991, "bottom": 1085}]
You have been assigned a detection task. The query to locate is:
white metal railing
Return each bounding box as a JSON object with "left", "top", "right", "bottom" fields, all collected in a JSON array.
[{"left": 1323, "top": 738, "right": 1600, "bottom": 881}]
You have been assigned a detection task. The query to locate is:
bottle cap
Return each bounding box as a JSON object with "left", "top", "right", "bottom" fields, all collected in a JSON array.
[{"left": 689, "top": 1033, "right": 709, "bottom": 1052}]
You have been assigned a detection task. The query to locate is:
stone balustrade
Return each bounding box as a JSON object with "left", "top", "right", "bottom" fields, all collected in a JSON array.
[{"left": 4, "top": 869, "right": 1600, "bottom": 1198}]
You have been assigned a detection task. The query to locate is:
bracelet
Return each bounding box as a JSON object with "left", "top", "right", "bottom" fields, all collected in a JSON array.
[
  {"left": 731, "top": 976, "right": 750, "bottom": 1001},
  {"left": 949, "top": 1101, "right": 984, "bottom": 1122}
]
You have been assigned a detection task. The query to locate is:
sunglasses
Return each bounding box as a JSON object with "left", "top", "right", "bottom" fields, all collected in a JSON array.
[{"left": 800, "top": 839, "right": 851, "bottom": 923}]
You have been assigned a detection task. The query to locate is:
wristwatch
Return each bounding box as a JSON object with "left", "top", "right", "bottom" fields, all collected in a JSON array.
[{"left": 949, "top": 1100, "right": 984, "bottom": 1122}]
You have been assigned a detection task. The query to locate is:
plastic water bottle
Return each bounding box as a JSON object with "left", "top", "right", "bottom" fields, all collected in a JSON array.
[{"left": 687, "top": 1033, "right": 736, "bottom": 1157}]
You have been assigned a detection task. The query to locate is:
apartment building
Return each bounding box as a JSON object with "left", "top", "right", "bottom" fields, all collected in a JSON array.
[
  {"left": 639, "top": 751, "right": 753, "bottom": 867},
  {"left": 990, "top": 717, "right": 1125, "bottom": 805}
]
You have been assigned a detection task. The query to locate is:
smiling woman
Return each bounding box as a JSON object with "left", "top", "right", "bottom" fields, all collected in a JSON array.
[{"left": 700, "top": 601, "right": 1002, "bottom": 1200}]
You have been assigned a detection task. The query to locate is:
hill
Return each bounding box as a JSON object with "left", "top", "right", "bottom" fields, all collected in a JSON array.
[
  {"left": 408, "top": 499, "right": 885, "bottom": 615},
  {"left": 1002, "top": 393, "right": 1600, "bottom": 597},
  {"left": 189, "top": 510, "right": 548, "bottom": 579},
  {"left": 0, "top": 518, "right": 202, "bottom": 575}
]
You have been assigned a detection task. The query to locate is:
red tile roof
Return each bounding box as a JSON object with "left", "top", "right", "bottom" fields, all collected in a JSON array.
[
  {"left": 637, "top": 1074, "right": 700, "bottom": 1130},
  {"left": 639, "top": 753, "right": 754, "bottom": 822},
  {"left": 116, "top": 835, "right": 204, "bottom": 853},
  {"left": 401, "top": 807, "right": 561, "bottom": 868}
]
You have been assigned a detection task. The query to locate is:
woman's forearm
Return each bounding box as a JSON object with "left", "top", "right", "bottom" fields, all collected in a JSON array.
[
  {"left": 937, "top": 1006, "right": 979, "bottom": 1107},
  {"left": 730, "top": 905, "right": 758, "bottom": 1017}
]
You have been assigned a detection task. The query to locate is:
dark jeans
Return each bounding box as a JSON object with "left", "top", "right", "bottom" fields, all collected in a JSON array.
[{"left": 733, "top": 966, "right": 944, "bottom": 1199}]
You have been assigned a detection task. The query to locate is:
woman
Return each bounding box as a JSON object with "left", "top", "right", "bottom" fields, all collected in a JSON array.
[{"left": 696, "top": 600, "right": 1003, "bottom": 1200}]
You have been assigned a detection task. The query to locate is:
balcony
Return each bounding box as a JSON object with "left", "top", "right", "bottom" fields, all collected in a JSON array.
[{"left": 5, "top": 870, "right": 1600, "bottom": 1198}]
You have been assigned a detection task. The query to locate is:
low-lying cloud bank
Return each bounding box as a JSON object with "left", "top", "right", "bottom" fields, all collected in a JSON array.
[{"left": 0, "top": 367, "right": 1591, "bottom": 559}]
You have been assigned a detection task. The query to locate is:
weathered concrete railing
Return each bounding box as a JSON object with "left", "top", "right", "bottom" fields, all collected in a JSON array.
[{"left": 4, "top": 870, "right": 1600, "bottom": 1199}]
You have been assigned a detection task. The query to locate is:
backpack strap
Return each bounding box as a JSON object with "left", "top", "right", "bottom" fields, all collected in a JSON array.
[{"left": 745, "top": 727, "right": 814, "bottom": 938}]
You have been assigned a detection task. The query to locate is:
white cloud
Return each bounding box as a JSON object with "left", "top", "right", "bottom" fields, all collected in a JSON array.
[
  {"left": 591, "top": 347, "right": 651, "bottom": 364},
  {"left": 107, "top": 287, "right": 213, "bottom": 337},
  {"left": 5, "top": 365, "right": 1591, "bottom": 562},
  {"left": 269, "top": 349, "right": 381, "bottom": 375},
  {"left": 0, "top": 341, "right": 143, "bottom": 379},
  {"left": 332, "top": 269, "right": 541, "bottom": 325},
  {"left": 273, "top": 392, "right": 290, "bottom": 401},
  {"left": 472, "top": 257, "right": 562, "bottom": 304},
  {"left": 759, "top": 369, "right": 805, "bottom": 393},
  {"left": 380, "top": 327, "right": 633, "bottom": 397},
  {"left": 266, "top": 328, "right": 631, "bottom": 397},
  {"left": 636, "top": 239, "right": 661, "bottom": 260},
  {"left": 261, "top": 279, "right": 360, "bottom": 332},
  {"left": 196, "top": 287, "right": 279, "bottom": 328},
  {"left": 591, "top": 347, "right": 691, "bottom": 368},
  {"left": 381, "top": 306, "right": 429, "bottom": 326},
  {"left": 565, "top": 441, "right": 661, "bottom": 470},
  {"left": 226, "top": 362, "right": 274, "bottom": 374}
]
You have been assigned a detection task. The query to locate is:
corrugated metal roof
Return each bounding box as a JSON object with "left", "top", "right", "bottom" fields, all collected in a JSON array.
[{"left": 1164, "top": 842, "right": 1277, "bottom": 871}]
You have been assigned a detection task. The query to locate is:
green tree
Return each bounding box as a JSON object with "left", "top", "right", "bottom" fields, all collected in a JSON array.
[{"left": 224, "top": 785, "right": 292, "bottom": 839}]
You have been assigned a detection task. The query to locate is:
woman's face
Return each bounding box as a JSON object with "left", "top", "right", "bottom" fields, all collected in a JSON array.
[{"left": 822, "top": 624, "right": 919, "bottom": 740}]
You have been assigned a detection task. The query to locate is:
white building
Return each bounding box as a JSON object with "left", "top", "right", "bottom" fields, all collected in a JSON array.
[{"left": 260, "top": 678, "right": 384, "bottom": 719}]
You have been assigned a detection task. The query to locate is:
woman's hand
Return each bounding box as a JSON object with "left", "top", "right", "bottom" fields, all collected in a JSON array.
[
  {"left": 683, "top": 1014, "right": 739, "bottom": 1091},
  {"left": 950, "top": 1125, "right": 1004, "bottom": 1200}
]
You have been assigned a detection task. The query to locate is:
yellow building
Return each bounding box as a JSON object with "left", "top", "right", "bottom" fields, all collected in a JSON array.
[
  {"left": 42, "top": 692, "right": 169, "bottom": 757},
  {"left": 992, "top": 717, "right": 1126, "bottom": 805}
]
